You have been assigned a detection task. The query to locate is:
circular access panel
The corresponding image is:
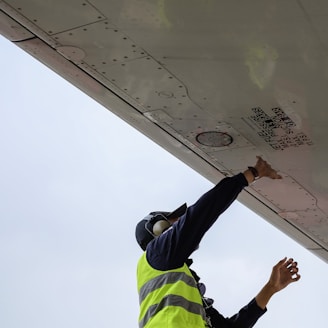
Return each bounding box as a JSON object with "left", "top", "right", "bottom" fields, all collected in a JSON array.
[{"left": 196, "top": 131, "right": 233, "bottom": 147}]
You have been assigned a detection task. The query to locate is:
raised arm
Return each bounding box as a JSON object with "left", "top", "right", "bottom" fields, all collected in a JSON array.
[
  {"left": 148, "top": 156, "right": 282, "bottom": 270},
  {"left": 206, "top": 258, "right": 301, "bottom": 328}
]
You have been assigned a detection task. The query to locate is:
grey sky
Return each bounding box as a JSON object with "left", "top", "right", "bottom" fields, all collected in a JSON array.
[{"left": 1, "top": 35, "right": 328, "bottom": 328}]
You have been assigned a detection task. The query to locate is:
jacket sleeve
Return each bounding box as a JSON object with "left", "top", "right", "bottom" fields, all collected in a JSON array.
[
  {"left": 206, "top": 298, "right": 266, "bottom": 328},
  {"left": 147, "top": 173, "right": 249, "bottom": 270}
]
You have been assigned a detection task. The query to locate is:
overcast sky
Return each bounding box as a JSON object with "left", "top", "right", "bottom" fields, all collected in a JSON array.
[{"left": 1, "top": 35, "right": 328, "bottom": 328}]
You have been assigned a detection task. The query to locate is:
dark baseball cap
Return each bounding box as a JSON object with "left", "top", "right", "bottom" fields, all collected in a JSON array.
[{"left": 135, "top": 203, "right": 187, "bottom": 251}]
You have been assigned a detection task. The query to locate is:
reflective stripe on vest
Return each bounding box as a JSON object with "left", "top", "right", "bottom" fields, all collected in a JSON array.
[
  {"left": 139, "top": 271, "right": 197, "bottom": 303},
  {"left": 137, "top": 252, "right": 206, "bottom": 328}
]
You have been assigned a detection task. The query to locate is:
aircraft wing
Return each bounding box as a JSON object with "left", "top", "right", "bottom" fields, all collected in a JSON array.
[{"left": 1, "top": 0, "right": 327, "bottom": 262}]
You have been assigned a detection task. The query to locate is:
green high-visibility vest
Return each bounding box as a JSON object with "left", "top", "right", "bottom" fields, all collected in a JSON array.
[{"left": 137, "top": 252, "right": 207, "bottom": 328}]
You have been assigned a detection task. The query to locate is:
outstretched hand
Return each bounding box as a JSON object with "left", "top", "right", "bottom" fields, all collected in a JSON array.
[
  {"left": 254, "top": 156, "right": 282, "bottom": 179},
  {"left": 268, "top": 257, "right": 301, "bottom": 293},
  {"left": 255, "top": 257, "right": 301, "bottom": 310},
  {"left": 244, "top": 156, "right": 281, "bottom": 184}
]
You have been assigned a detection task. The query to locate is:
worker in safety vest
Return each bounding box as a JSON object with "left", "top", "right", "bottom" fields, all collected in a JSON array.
[{"left": 135, "top": 156, "right": 301, "bottom": 328}]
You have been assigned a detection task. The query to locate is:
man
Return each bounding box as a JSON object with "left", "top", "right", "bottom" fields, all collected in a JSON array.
[{"left": 135, "top": 156, "right": 301, "bottom": 328}]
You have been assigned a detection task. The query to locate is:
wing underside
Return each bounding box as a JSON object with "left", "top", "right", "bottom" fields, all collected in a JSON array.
[{"left": 1, "top": 0, "right": 327, "bottom": 262}]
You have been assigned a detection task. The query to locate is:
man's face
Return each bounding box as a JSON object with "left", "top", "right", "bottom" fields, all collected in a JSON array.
[{"left": 168, "top": 217, "right": 180, "bottom": 224}]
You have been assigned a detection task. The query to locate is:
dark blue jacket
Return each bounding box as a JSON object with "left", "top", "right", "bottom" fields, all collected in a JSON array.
[{"left": 146, "top": 173, "right": 266, "bottom": 328}]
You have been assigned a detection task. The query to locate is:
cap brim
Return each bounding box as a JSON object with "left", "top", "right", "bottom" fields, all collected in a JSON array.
[{"left": 166, "top": 203, "right": 187, "bottom": 220}]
